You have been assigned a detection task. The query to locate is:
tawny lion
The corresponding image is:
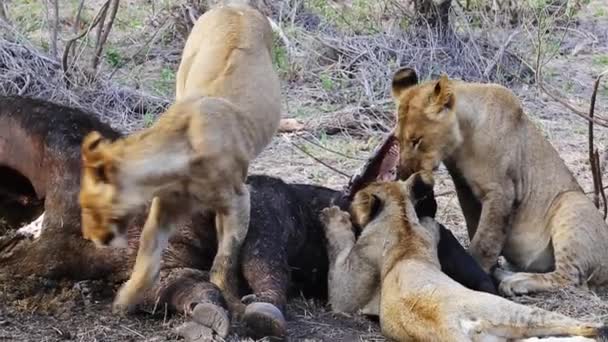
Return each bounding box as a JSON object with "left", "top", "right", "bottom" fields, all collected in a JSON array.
[
  {"left": 78, "top": 2, "right": 281, "bottom": 314},
  {"left": 390, "top": 67, "right": 608, "bottom": 296},
  {"left": 320, "top": 176, "right": 608, "bottom": 342}
]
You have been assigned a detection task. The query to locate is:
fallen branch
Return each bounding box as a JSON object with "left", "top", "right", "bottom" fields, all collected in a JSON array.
[{"left": 539, "top": 81, "right": 608, "bottom": 128}]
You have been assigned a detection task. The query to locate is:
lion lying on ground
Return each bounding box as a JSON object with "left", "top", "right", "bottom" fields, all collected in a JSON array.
[
  {"left": 389, "top": 67, "right": 608, "bottom": 296},
  {"left": 78, "top": 2, "right": 281, "bottom": 314},
  {"left": 320, "top": 175, "right": 608, "bottom": 341}
]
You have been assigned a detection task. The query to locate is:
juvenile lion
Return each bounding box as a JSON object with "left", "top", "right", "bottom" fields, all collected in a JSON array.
[
  {"left": 390, "top": 68, "right": 608, "bottom": 296},
  {"left": 79, "top": 3, "right": 281, "bottom": 313},
  {"left": 320, "top": 177, "right": 608, "bottom": 342}
]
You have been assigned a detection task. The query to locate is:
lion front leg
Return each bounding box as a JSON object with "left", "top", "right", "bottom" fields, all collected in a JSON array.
[
  {"left": 468, "top": 185, "right": 514, "bottom": 273},
  {"left": 113, "top": 197, "right": 173, "bottom": 313},
  {"left": 211, "top": 183, "right": 250, "bottom": 316},
  {"left": 319, "top": 206, "right": 379, "bottom": 315}
]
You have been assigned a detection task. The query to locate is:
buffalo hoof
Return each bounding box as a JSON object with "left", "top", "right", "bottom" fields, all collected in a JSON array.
[
  {"left": 243, "top": 302, "right": 286, "bottom": 340},
  {"left": 191, "top": 302, "right": 230, "bottom": 338},
  {"left": 175, "top": 321, "right": 215, "bottom": 342}
]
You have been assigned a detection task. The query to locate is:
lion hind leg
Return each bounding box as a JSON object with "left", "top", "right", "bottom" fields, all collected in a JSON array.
[
  {"left": 113, "top": 197, "right": 172, "bottom": 313},
  {"left": 210, "top": 183, "right": 250, "bottom": 316},
  {"left": 466, "top": 295, "right": 606, "bottom": 341},
  {"left": 497, "top": 196, "right": 608, "bottom": 296}
]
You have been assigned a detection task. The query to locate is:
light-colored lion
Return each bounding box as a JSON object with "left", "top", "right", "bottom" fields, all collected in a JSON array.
[
  {"left": 390, "top": 67, "right": 608, "bottom": 296},
  {"left": 79, "top": 2, "right": 281, "bottom": 313},
  {"left": 320, "top": 176, "right": 608, "bottom": 342}
]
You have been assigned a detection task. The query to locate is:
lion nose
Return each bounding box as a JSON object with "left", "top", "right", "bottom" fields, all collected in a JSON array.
[
  {"left": 100, "top": 232, "right": 115, "bottom": 245},
  {"left": 397, "top": 165, "right": 414, "bottom": 181}
]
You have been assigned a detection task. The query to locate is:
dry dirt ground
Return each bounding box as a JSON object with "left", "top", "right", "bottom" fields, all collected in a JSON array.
[{"left": 2, "top": 1, "right": 608, "bottom": 341}]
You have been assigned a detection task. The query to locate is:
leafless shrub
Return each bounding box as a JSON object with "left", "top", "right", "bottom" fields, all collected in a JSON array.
[
  {"left": 0, "top": 29, "right": 168, "bottom": 132},
  {"left": 283, "top": 4, "right": 532, "bottom": 137}
]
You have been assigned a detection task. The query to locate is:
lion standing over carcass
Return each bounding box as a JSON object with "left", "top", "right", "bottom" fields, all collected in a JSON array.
[{"left": 77, "top": 1, "right": 281, "bottom": 318}]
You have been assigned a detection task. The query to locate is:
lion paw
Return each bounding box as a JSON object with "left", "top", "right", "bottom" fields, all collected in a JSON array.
[
  {"left": 498, "top": 273, "right": 534, "bottom": 297},
  {"left": 111, "top": 283, "right": 140, "bottom": 315},
  {"left": 191, "top": 302, "right": 230, "bottom": 338},
  {"left": 111, "top": 300, "right": 137, "bottom": 315},
  {"left": 243, "top": 302, "right": 286, "bottom": 340},
  {"left": 320, "top": 206, "right": 350, "bottom": 228}
]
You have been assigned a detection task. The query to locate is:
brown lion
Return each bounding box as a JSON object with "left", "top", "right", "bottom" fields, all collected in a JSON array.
[
  {"left": 78, "top": 2, "right": 281, "bottom": 314},
  {"left": 390, "top": 67, "right": 608, "bottom": 296}
]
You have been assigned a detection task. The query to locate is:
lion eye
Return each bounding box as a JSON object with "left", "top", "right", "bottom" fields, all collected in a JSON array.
[
  {"left": 411, "top": 137, "right": 422, "bottom": 148},
  {"left": 95, "top": 166, "right": 109, "bottom": 183}
]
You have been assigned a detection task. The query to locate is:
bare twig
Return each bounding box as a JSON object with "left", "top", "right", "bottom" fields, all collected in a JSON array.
[
  {"left": 529, "top": 5, "right": 608, "bottom": 127},
  {"left": 282, "top": 135, "right": 350, "bottom": 178},
  {"left": 91, "top": 0, "right": 119, "bottom": 73},
  {"left": 539, "top": 82, "right": 608, "bottom": 127},
  {"left": 483, "top": 29, "right": 519, "bottom": 78},
  {"left": 120, "top": 325, "right": 145, "bottom": 339},
  {"left": 47, "top": 0, "right": 60, "bottom": 58},
  {"left": 267, "top": 16, "right": 291, "bottom": 55},
  {"left": 0, "top": 1, "right": 8, "bottom": 23},
  {"left": 588, "top": 69, "right": 608, "bottom": 218},
  {"left": 108, "top": 16, "right": 169, "bottom": 79},
  {"left": 72, "top": 0, "right": 86, "bottom": 56},
  {"left": 62, "top": 0, "right": 109, "bottom": 78},
  {"left": 435, "top": 190, "right": 455, "bottom": 197},
  {"left": 597, "top": 150, "right": 607, "bottom": 219},
  {"left": 298, "top": 134, "right": 366, "bottom": 161}
]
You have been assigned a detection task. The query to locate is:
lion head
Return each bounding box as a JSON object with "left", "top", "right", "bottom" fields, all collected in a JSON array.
[
  {"left": 350, "top": 171, "right": 435, "bottom": 229},
  {"left": 79, "top": 131, "right": 129, "bottom": 248},
  {"left": 390, "top": 68, "right": 462, "bottom": 180}
]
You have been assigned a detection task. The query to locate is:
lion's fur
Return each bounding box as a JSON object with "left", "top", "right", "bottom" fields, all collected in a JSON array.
[
  {"left": 321, "top": 179, "right": 607, "bottom": 342},
  {"left": 391, "top": 68, "right": 608, "bottom": 296},
  {"left": 319, "top": 171, "right": 498, "bottom": 317},
  {"left": 78, "top": 3, "right": 281, "bottom": 313}
]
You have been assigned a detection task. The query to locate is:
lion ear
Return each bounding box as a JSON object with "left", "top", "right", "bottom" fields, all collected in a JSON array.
[
  {"left": 432, "top": 74, "right": 454, "bottom": 110},
  {"left": 81, "top": 131, "right": 107, "bottom": 166},
  {"left": 351, "top": 190, "right": 383, "bottom": 227},
  {"left": 391, "top": 67, "right": 419, "bottom": 100}
]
